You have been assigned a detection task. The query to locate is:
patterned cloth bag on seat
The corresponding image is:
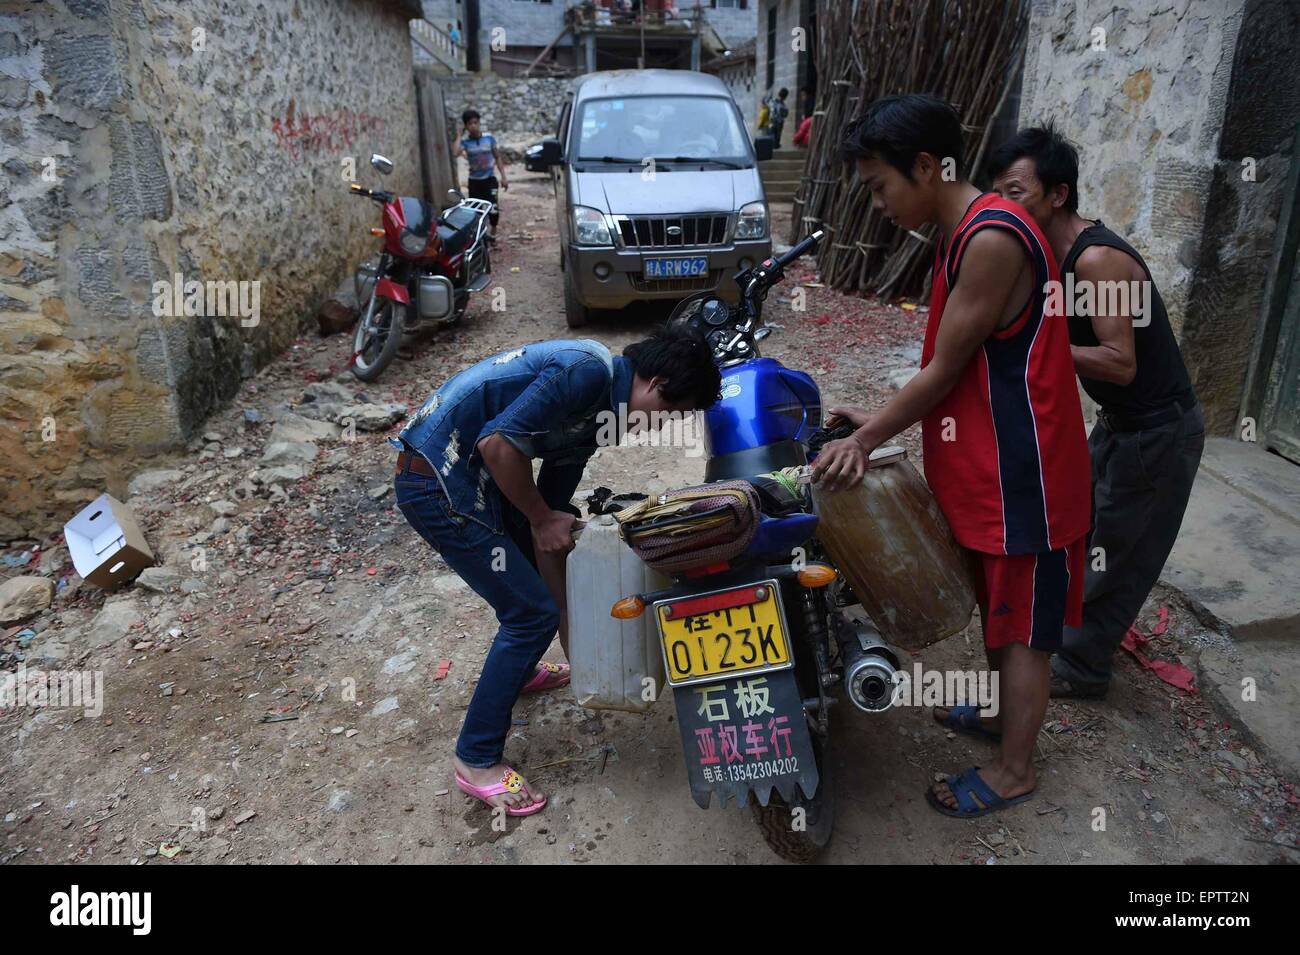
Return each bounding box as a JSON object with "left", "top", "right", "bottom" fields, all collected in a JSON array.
[{"left": 612, "top": 480, "right": 760, "bottom": 574}]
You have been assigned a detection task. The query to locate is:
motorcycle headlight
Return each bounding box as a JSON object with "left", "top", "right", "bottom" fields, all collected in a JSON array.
[
  {"left": 734, "top": 201, "right": 768, "bottom": 240},
  {"left": 572, "top": 206, "right": 612, "bottom": 246},
  {"left": 400, "top": 230, "right": 427, "bottom": 255}
]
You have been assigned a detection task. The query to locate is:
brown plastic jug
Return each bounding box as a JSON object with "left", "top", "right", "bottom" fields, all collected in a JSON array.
[{"left": 810, "top": 447, "right": 976, "bottom": 650}]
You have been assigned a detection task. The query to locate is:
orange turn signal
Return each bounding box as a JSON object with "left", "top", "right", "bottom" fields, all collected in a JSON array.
[
  {"left": 370, "top": 227, "right": 385, "bottom": 236},
  {"left": 611, "top": 595, "right": 646, "bottom": 619},
  {"left": 797, "top": 564, "right": 837, "bottom": 588}
]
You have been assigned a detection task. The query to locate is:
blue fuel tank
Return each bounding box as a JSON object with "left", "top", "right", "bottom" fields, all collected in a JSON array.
[{"left": 702, "top": 357, "right": 823, "bottom": 483}]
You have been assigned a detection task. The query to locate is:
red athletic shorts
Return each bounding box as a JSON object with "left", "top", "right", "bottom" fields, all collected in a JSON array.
[{"left": 969, "top": 536, "right": 1086, "bottom": 651}]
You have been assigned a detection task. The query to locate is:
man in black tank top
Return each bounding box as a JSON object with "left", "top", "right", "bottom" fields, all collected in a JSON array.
[{"left": 991, "top": 126, "right": 1205, "bottom": 699}]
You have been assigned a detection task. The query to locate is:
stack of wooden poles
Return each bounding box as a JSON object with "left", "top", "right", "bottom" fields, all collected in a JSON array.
[{"left": 791, "top": 0, "right": 1029, "bottom": 300}]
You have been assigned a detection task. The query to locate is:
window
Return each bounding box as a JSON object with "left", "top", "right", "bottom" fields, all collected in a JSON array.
[
  {"left": 765, "top": 8, "right": 776, "bottom": 90},
  {"left": 712, "top": 1, "right": 749, "bottom": 8},
  {"left": 573, "top": 96, "right": 753, "bottom": 165}
]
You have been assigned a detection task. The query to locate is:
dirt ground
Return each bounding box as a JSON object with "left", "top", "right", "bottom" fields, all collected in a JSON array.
[{"left": 3, "top": 163, "right": 1297, "bottom": 865}]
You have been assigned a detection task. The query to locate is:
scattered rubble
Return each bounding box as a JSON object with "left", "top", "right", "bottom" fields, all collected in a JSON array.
[
  {"left": 0, "top": 576, "right": 53, "bottom": 624},
  {"left": 0, "top": 169, "right": 1292, "bottom": 867}
]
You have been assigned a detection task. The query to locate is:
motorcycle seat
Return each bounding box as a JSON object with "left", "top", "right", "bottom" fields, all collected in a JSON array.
[{"left": 437, "top": 205, "right": 482, "bottom": 257}]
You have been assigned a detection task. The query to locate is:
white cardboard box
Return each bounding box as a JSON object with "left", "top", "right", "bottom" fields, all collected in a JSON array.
[{"left": 64, "top": 493, "right": 155, "bottom": 589}]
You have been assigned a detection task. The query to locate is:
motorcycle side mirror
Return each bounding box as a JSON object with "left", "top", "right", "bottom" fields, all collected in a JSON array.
[
  {"left": 447, "top": 188, "right": 465, "bottom": 203},
  {"left": 370, "top": 154, "right": 394, "bottom": 175}
]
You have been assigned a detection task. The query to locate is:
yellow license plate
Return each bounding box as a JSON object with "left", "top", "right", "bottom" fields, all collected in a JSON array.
[{"left": 656, "top": 581, "right": 792, "bottom": 687}]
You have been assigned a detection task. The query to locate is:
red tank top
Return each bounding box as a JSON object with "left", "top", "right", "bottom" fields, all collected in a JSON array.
[{"left": 921, "top": 193, "right": 1090, "bottom": 555}]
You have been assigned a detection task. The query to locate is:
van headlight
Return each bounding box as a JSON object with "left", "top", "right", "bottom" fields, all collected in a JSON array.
[
  {"left": 734, "top": 201, "right": 768, "bottom": 240},
  {"left": 572, "top": 206, "right": 612, "bottom": 246}
]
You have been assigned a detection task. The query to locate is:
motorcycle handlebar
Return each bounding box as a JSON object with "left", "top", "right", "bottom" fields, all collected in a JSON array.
[
  {"left": 773, "top": 229, "right": 824, "bottom": 270},
  {"left": 349, "top": 183, "right": 391, "bottom": 203}
]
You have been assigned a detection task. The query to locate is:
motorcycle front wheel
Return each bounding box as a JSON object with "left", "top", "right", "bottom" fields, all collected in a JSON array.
[
  {"left": 351, "top": 298, "right": 405, "bottom": 382},
  {"left": 750, "top": 732, "right": 835, "bottom": 863}
]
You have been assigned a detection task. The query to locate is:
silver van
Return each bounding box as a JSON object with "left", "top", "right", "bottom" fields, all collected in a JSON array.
[{"left": 538, "top": 69, "right": 774, "bottom": 327}]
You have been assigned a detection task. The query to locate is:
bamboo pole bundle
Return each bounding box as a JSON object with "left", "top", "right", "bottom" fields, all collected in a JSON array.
[{"left": 791, "top": 0, "right": 1028, "bottom": 301}]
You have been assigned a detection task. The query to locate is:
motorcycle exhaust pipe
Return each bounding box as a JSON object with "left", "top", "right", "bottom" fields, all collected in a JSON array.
[{"left": 838, "top": 619, "right": 901, "bottom": 714}]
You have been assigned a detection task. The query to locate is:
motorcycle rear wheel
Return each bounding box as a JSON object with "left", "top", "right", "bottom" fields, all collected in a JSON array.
[
  {"left": 750, "top": 732, "right": 834, "bottom": 863},
  {"left": 351, "top": 299, "right": 404, "bottom": 382}
]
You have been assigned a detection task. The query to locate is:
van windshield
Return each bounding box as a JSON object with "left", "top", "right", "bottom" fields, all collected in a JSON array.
[{"left": 574, "top": 95, "right": 752, "bottom": 166}]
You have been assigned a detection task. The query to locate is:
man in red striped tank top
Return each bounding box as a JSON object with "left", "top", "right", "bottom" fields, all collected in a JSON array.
[{"left": 810, "top": 95, "right": 1091, "bottom": 818}]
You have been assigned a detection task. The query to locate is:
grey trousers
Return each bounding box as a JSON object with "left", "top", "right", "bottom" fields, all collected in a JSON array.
[{"left": 1052, "top": 402, "right": 1205, "bottom": 687}]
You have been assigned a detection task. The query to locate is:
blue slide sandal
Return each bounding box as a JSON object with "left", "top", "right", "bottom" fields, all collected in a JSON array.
[
  {"left": 940, "top": 703, "right": 1002, "bottom": 741},
  {"left": 926, "top": 766, "right": 1034, "bottom": 819}
]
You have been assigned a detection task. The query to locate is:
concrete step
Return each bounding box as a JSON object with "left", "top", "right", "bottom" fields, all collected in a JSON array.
[
  {"left": 1163, "top": 437, "right": 1300, "bottom": 642},
  {"left": 1196, "top": 639, "right": 1300, "bottom": 783},
  {"left": 1160, "top": 437, "right": 1300, "bottom": 781}
]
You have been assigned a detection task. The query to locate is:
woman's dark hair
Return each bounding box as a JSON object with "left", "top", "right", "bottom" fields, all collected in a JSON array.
[
  {"left": 624, "top": 325, "right": 722, "bottom": 409},
  {"left": 461, "top": 109, "right": 480, "bottom": 125},
  {"left": 841, "top": 93, "right": 963, "bottom": 180},
  {"left": 987, "top": 123, "right": 1080, "bottom": 212}
]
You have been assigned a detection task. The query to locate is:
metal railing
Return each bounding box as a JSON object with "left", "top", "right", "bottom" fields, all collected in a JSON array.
[
  {"left": 569, "top": 1, "right": 706, "bottom": 33},
  {"left": 410, "top": 19, "right": 467, "bottom": 72}
]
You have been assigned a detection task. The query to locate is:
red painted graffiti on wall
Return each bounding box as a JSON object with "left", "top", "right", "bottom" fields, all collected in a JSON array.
[{"left": 271, "top": 106, "right": 388, "bottom": 161}]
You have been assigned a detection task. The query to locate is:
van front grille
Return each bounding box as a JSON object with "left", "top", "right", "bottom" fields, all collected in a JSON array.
[
  {"left": 615, "top": 214, "right": 730, "bottom": 249},
  {"left": 629, "top": 270, "right": 721, "bottom": 293}
]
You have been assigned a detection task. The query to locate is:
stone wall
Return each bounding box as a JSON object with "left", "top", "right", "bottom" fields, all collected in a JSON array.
[
  {"left": 1019, "top": 0, "right": 1300, "bottom": 433},
  {"left": 1019, "top": 0, "right": 1242, "bottom": 337},
  {"left": 0, "top": 0, "right": 422, "bottom": 541},
  {"left": 437, "top": 72, "right": 571, "bottom": 144},
  {"left": 1180, "top": 0, "right": 1300, "bottom": 434}
]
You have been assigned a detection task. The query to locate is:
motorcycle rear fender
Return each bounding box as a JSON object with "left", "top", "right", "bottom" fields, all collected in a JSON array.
[{"left": 375, "top": 277, "right": 409, "bottom": 304}]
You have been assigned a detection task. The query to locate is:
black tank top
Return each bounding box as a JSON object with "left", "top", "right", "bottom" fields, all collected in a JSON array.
[{"left": 1061, "top": 221, "right": 1194, "bottom": 415}]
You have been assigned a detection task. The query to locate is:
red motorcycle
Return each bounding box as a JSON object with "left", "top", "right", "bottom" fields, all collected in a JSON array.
[{"left": 349, "top": 153, "right": 493, "bottom": 381}]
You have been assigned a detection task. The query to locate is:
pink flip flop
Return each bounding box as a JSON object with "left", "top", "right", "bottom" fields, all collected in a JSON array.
[
  {"left": 454, "top": 767, "right": 547, "bottom": 817},
  {"left": 520, "top": 661, "right": 570, "bottom": 695}
]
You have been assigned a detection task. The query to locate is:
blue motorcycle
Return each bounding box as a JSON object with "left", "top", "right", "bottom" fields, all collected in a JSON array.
[{"left": 615, "top": 232, "right": 902, "bottom": 862}]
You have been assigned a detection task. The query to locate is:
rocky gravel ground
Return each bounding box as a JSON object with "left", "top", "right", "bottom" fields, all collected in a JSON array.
[{"left": 1, "top": 164, "right": 1296, "bottom": 865}]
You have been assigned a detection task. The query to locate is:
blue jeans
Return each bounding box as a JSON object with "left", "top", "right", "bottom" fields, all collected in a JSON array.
[{"left": 394, "top": 463, "right": 560, "bottom": 768}]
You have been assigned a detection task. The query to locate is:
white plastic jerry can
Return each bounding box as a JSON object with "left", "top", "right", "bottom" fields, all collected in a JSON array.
[{"left": 566, "top": 514, "right": 670, "bottom": 712}]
